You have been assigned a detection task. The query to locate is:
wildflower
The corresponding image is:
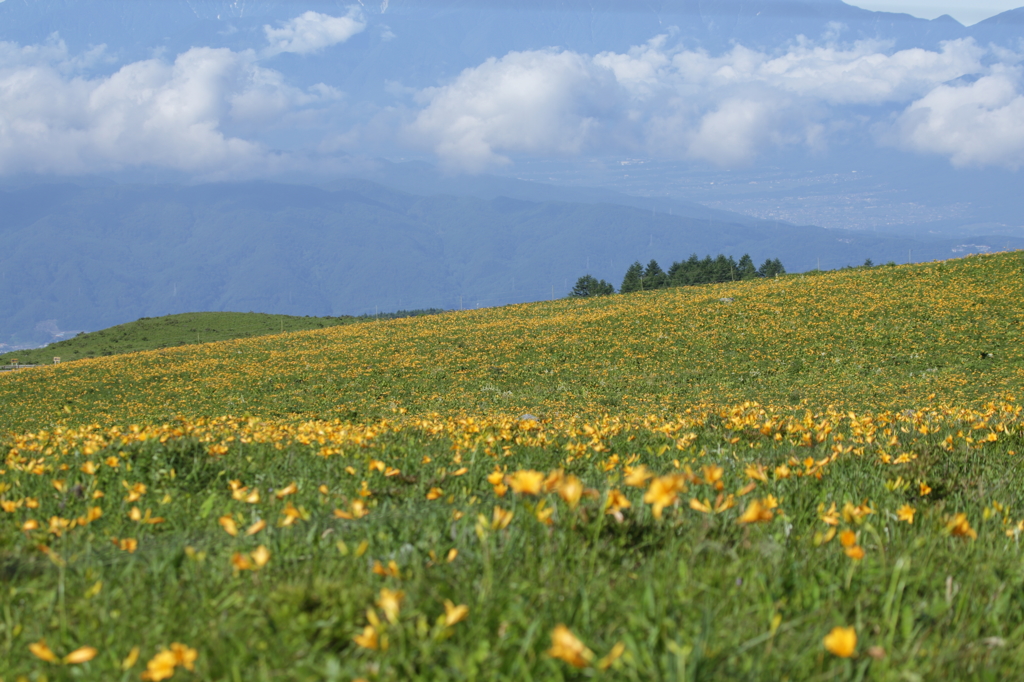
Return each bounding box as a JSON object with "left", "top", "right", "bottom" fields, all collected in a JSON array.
[
  {"left": 689, "top": 498, "right": 712, "bottom": 514},
  {"left": 844, "top": 545, "right": 866, "bottom": 560},
  {"left": 819, "top": 502, "right": 839, "bottom": 526},
  {"left": 645, "top": 475, "right": 684, "bottom": 519},
  {"left": 745, "top": 464, "right": 768, "bottom": 482},
  {"left": 597, "top": 642, "right": 626, "bottom": 670},
  {"left": 122, "top": 646, "right": 140, "bottom": 670},
  {"left": 141, "top": 643, "right": 197, "bottom": 681},
  {"left": 443, "top": 599, "right": 469, "bottom": 626},
  {"left": 919, "top": 482, "right": 932, "bottom": 496},
  {"left": 558, "top": 476, "right": 584, "bottom": 509},
  {"left": 63, "top": 646, "right": 98, "bottom": 664},
  {"left": 737, "top": 498, "right": 773, "bottom": 524},
  {"left": 897, "top": 505, "right": 916, "bottom": 524},
  {"left": 491, "top": 506, "right": 514, "bottom": 530},
  {"left": 245, "top": 519, "right": 266, "bottom": 536},
  {"left": 823, "top": 626, "right": 857, "bottom": 658},
  {"left": 231, "top": 552, "right": 253, "bottom": 571},
  {"left": 218, "top": 515, "right": 238, "bottom": 537},
  {"left": 605, "top": 489, "right": 631, "bottom": 514},
  {"left": 947, "top": 513, "right": 977, "bottom": 539},
  {"left": 426, "top": 487, "right": 444, "bottom": 500},
  {"left": 446, "top": 548, "right": 458, "bottom": 562},
  {"left": 377, "top": 588, "right": 403, "bottom": 624},
  {"left": 535, "top": 499, "right": 555, "bottom": 525},
  {"left": 547, "top": 624, "right": 594, "bottom": 668},
  {"left": 624, "top": 465, "right": 653, "bottom": 487},
  {"left": 506, "top": 470, "right": 544, "bottom": 495},
  {"left": 839, "top": 530, "right": 857, "bottom": 547},
  {"left": 29, "top": 639, "right": 59, "bottom": 663},
  {"left": 251, "top": 545, "right": 271, "bottom": 568},
  {"left": 275, "top": 482, "right": 298, "bottom": 499},
  {"left": 353, "top": 625, "right": 378, "bottom": 650}
]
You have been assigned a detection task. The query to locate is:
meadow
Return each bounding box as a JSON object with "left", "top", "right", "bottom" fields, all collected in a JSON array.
[{"left": 1, "top": 252, "right": 1023, "bottom": 680}]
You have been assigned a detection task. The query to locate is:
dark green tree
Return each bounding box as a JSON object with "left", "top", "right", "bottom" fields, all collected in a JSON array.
[
  {"left": 620, "top": 261, "right": 644, "bottom": 293},
  {"left": 758, "top": 258, "right": 786, "bottom": 278},
  {"left": 737, "top": 254, "right": 757, "bottom": 279},
  {"left": 863, "top": 258, "right": 874, "bottom": 267},
  {"left": 570, "top": 275, "right": 615, "bottom": 297},
  {"left": 643, "top": 260, "right": 668, "bottom": 289}
]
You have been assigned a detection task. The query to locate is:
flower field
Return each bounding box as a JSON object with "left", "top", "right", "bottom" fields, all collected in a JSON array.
[{"left": 2, "top": 253, "right": 1024, "bottom": 680}]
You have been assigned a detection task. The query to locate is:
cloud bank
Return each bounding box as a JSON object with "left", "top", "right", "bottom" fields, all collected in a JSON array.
[
  {"left": 410, "top": 36, "right": 1024, "bottom": 170},
  {"left": 0, "top": 34, "right": 340, "bottom": 176},
  {"left": 2, "top": 18, "right": 1024, "bottom": 179}
]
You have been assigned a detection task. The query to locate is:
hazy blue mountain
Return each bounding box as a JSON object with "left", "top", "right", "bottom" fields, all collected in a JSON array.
[{"left": 2, "top": 179, "right": 1019, "bottom": 349}]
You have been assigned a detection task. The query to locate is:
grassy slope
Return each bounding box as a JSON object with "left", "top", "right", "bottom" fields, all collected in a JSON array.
[
  {"left": 0, "top": 310, "right": 442, "bottom": 368},
  {"left": 1, "top": 254, "right": 1022, "bottom": 432},
  {"left": 2, "top": 253, "right": 1024, "bottom": 681}
]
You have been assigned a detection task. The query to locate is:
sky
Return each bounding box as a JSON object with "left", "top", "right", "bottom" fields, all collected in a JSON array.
[
  {"left": 848, "top": 0, "right": 1022, "bottom": 24},
  {"left": 1, "top": 2, "right": 1024, "bottom": 180}
]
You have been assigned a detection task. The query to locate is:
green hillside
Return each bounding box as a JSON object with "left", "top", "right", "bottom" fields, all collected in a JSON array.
[
  {"left": 2, "top": 253, "right": 1024, "bottom": 681},
  {"left": 0, "top": 309, "right": 442, "bottom": 367}
]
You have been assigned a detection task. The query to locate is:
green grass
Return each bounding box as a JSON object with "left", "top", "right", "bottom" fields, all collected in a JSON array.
[
  {"left": 0, "top": 310, "right": 443, "bottom": 368},
  {"left": 2, "top": 253, "right": 1024, "bottom": 680}
]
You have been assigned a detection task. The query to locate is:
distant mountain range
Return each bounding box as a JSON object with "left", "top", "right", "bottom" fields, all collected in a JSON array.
[{"left": 3, "top": 174, "right": 1020, "bottom": 348}]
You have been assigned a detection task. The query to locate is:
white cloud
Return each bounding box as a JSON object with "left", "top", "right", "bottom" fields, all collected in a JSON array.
[
  {"left": 263, "top": 8, "right": 366, "bottom": 57},
  {"left": 408, "top": 36, "right": 1018, "bottom": 171},
  {"left": 0, "top": 40, "right": 340, "bottom": 176},
  {"left": 893, "top": 65, "right": 1024, "bottom": 168}
]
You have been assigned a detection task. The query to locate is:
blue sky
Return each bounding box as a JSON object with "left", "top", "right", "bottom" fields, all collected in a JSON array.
[{"left": 848, "top": 1, "right": 1022, "bottom": 24}]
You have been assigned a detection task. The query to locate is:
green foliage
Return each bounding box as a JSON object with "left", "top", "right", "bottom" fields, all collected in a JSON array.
[
  {"left": 620, "top": 261, "right": 644, "bottom": 293},
  {"left": 570, "top": 275, "right": 615, "bottom": 297},
  {"left": 758, "top": 258, "right": 786, "bottom": 278},
  {"left": 0, "top": 310, "right": 443, "bottom": 367}
]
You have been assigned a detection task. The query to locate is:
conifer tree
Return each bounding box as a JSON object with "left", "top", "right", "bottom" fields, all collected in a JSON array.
[{"left": 620, "top": 261, "right": 644, "bottom": 293}]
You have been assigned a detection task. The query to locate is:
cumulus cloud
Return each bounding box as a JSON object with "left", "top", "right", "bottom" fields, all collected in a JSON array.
[
  {"left": 892, "top": 65, "right": 1024, "bottom": 168},
  {"left": 263, "top": 8, "right": 366, "bottom": 56},
  {"left": 408, "top": 35, "right": 1024, "bottom": 170},
  {"left": 0, "top": 37, "right": 341, "bottom": 176}
]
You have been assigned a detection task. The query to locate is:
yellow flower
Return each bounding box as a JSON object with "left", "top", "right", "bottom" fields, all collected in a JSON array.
[
  {"left": 353, "top": 625, "right": 378, "bottom": 650},
  {"left": 839, "top": 530, "right": 857, "bottom": 547},
  {"left": 231, "top": 552, "right": 253, "bottom": 571},
  {"left": 558, "top": 476, "right": 584, "bottom": 509},
  {"left": 920, "top": 482, "right": 932, "bottom": 496},
  {"left": 491, "top": 506, "right": 514, "bottom": 530},
  {"left": 245, "top": 519, "right": 266, "bottom": 536},
  {"left": 426, "top": 487, "right": 444, "bottom": 500},
  {"left": 141, "top": 649, "right": 178, "bottom": 681},
  {"left": 275, "top": 482, "right": 298, "bottom": 499},
  {"left": 744, "top": 464, "right": 768, "bottom": 482},
  {"left": 218, "top": 514, "right": 238, "bottom": 536},
  {"left": 506, "top": 470, "right": 544, "bottom": 496},
  {"left": 446, "top": 548, "right": 458, "bottom": 562},
  {"left": 644, "top": 475, "right": 683, "bottom": 519},
  {"left": 844, "top": 545, "right": 866, "bottom": 560},
  {"left": 823, "top": 626, "right": 857, "bottom": 658},
  {"left": 605, "top": 489, "right": 631, "bottom": 514},
  {"left": 737, "top": 498, "right": 773, "bottom": 524},
  {"left": 947, "top": 513, "right": 977, "bottom": 539},
  {"left": 443, "top": 599, "right": 469, "bottom": 626},
  {"left": 819, "top": 502, "right": 839, "bottom": 526},
  {"left": 896, "top": 505, "right": 916, "bottom": 524},
  {"left": 29, "top": 639, "right": 59, "bottom": 663},
  {"left": 547, "top": 624, "right": 594, "bottom": 668},
  {"left": 624, "top": 465, "right": 653, "bottom": 487},
  {"left": 251, "top": 545, "right": 271, "bottom": 568},
  {"left": 63, "top": 646, "right": 98, "bottom": 664},
  {"left": 122, "top": 646, "right": 140, "bottom": 670},
  {"left": 689, "top": 498, "right": 713, "bottom": 514},
  {"left": 597, "top": 642, "right": 626, "bottom": 671},
  {"left": 377, "top": 588, "right": 404, "bottom": 624}
]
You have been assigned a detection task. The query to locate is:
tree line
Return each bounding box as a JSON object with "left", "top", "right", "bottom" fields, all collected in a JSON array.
[{"left": 571, "top": 254, "right": 786, "bottom": 297}]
